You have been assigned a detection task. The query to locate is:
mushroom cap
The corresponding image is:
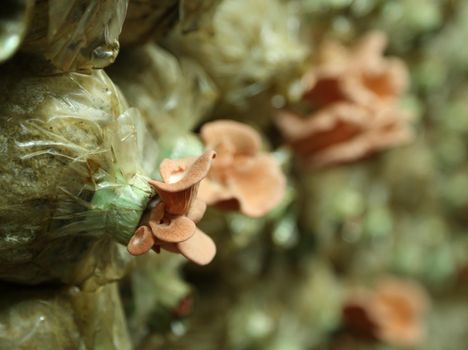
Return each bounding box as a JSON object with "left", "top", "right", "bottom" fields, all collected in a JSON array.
[
  {"left": 344, "top": 278, "right": 428, "bottom": 347},
  {"left": 225, "top": 154, "right": 286, "bottom": 217},
  {"left": 199, "top": 120, "right": 286, "bottom": 217},
  {"left": 176, "top": 228, "right": 216, "bottom": 266},
  {"left": 150, "top": 215, "right": 196, "bottom": 243},
  {"left": 150, "top": 150, "right": 216, "bottom": 192},
  {"left": 186, "top": 198, "right": 207, "bottom": 223},
  {"left": 149, "top": 150, "right": 216, "bottom": 215},
  {"left": 201, "top": 120, "right": 261, "bottom": 160},
  {"left": 276, "top": 103, "right": 412, "bottom": 167},
  {"left": 127, "top": 225, "right": 155, "bottom": 256}
]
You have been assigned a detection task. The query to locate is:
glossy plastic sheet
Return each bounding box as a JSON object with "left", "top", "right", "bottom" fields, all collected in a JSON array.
[
  {"left": 21, "top": 0, "right": 128, "bottom": 72},
  {"left": 167, "top": 0, "right": 307, "bottom": 107},
  {"left": 120, "top": 0, "right": 220, "bottom": 45},
  {"left": 0, "top": 283, "right": 131, "bottom": 350},
  {"left": 123, "top": 253, "right": 191, "bottom": 346},
  {"left": 0, "top": 64, "right": 156, "bottom": 285},
  {"left": 108, "top": 44, "right": 217, "bottom": 137}
]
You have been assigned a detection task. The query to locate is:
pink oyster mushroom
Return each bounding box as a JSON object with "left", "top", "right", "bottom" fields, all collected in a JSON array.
[
  {"left": 127, "top": 151, "right": 217, "bottom": 265},
  {"left": 198, "top": 120, "right": 286, "bottom": 217}
]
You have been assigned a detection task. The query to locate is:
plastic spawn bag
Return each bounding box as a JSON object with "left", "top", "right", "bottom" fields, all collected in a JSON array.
[
  {"left": 123, "top": 253, "right": 191, "bottom": 346},
  {"left": 0, "top": 282, "right": 131, "bottom": 350},
  {"left": 120, "top": 0, "right": 220, "bottom": 46},
  {"left": 0, "top": 62, "right": 158, "bottom": 286},
  {"left": 20, "top": 0, "right": 128, "bottom": 73},
  {"left": 166, "top": 0, "right": 307, "bottom": 108},
  {"left": 108, "top": 44, "right": 217, "bottom": 137}
]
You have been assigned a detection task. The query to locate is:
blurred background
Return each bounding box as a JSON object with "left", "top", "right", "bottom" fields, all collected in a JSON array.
[{"left": 1, "top": 0, "right": 468, "bottom": 349}]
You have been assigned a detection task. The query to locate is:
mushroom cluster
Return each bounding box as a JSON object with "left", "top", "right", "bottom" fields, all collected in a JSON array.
[
  {"left": 342, "top": 278, "right": 428, "bottom": 347},
  {"left": 276, "top": 31, "right": 413, "bottom": 167},
  {"left": 127, "top": 151, "right": 217, "bottom": 265},
  {"left": 198, "top": 120, "right": 286, "bottom": 217}
]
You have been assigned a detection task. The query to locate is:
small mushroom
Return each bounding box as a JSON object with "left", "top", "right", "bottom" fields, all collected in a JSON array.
[
  {"left": 343, "top": 278, "right": 429, "bottom": 347},
  {"left": 199, "top": 120, "right": 286, "bottom": 217},
  {"left": 127, "top": 151, "right": 217, "bottom": 265}
]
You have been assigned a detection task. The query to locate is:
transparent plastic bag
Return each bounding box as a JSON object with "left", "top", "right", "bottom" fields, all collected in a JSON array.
[
  {"left": 178, "top": 0, "right": 221, "bottom": 34},
  {"left": 21, "top": 0, "right": 128, "bottom": 73},
  {"left": 108, "top": 44, "right": 217, "bottom": 137},
  {"left": 167, "top": 0, "right": 307, "bottom": 108},
  {"left": 120, "top": 0, "right": 220, "bottom": 45},
  {"left": 123, "top": 254, "right": 191, "bottom": 346},
  {"left": 0, "top": 283, "right": 131, "bottom": 350},
  {"left": 0, "top": 63, "right": 157, "bottom": 285}
]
